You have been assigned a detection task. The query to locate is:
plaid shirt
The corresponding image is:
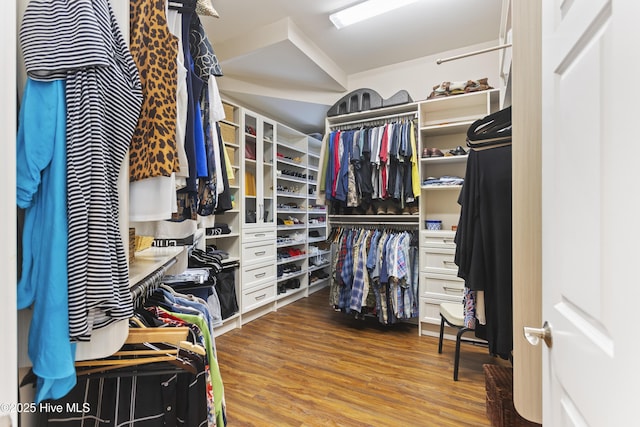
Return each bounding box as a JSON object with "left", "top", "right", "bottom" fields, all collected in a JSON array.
[
  {"left": 349, "top": 230, "right": 370, "bottom": 312},
  {"left": 338, "top": 230, "right": 354, "bottom": 310}
]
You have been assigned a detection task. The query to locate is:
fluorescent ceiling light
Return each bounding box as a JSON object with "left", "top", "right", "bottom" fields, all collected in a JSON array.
[{"left": 329, "top": 0, "right": 419, "bottom": 29}]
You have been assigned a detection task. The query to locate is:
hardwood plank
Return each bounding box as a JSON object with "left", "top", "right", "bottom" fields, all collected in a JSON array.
[{"left": 215, "top": 287, "right": 509, "bottom": 426}]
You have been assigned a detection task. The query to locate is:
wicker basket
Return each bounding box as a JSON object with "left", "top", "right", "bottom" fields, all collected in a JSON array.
[
  {"left": 483, "top": 364, "right": 541, "bottom": 427},
  {"left": 220, "top": 122, "right": 236, "bottom": 144}
]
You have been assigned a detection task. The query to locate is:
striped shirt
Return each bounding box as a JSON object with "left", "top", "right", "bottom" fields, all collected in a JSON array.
[{"left": 21, "top": 0, "right": 143, "bottom": 340}]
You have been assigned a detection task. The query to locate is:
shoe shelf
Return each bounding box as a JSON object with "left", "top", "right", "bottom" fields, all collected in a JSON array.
[
  {"left": 277, "top": 254, "right": 307, "bottom": 265},
  {"left": 277, "top": 269, "right": 307, "bottom": 282},
  {"left": 277, "top": 175, "right": 308, "bottom": 185},
  {"left": 276, "top": 192, "right": 307, "bottom": 199},
  {"left": 308, "top": 223, "right": 326, "bottom": 229}
]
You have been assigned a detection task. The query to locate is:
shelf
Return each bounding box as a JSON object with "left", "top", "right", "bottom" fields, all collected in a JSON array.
[
  {"left": 276, "top": 144, "right": 307, "bottom": 155},
  {"left": 276, "top": 192, "right": 307, "bottom": 199},
  {"left": 276, "top": 158, "right": 307, "bottom": 168},
  {"left": 277, "top": 254, "right": 307, "bottom": 265},
  {"left": 224, "top": 141, "right": 240, "bottom": 149},
  {"left": 420, "top": 155, "right": 468, "bottom": 164},
  {"left": 277, "top": 240, "right": 307, "bottom": 248},
  {"left": 222, "top": 256, "right": 240, "bottom": 265},
  {"left": 205, "top": 232, "right": 240, "bottom": 240},
  {"left": 421, "top": 185, "right": 463, "bottom": 191},
  {"left": 308, "top": 209, "right": 327, "bottom": 214},
  {"left": 308, "top": 263, "right": 330, "bottom": 273},
  {"left": 277, "top": 269, "right": 307, "bottom": 282},
  {"left": 308, "top": 237, "right": 325, "bottom": 244},
  {"left": 277, "top": 225, "right": 306, "bottom": 231},
  {"left": 308, "top": 223, "right": 327, "bottom": 229},
  {"left": 277, "top": 175, "right": 307, "bottom": 185},
  {"left": 420, "top": 120, "right": 475, "bottom": 136},
  {"left": 129, "top": 246, "right": 185, "bottom": 286}
]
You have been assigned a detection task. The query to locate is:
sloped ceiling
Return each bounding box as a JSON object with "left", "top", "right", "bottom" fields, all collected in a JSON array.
[{"left": 201, "top": 0, "right": 503, "bottom": 134}]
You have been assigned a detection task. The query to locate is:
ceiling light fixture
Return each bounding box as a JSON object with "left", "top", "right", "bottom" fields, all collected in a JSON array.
[{"left": 329, "top": 0, "right": 419, "bottom": 30}]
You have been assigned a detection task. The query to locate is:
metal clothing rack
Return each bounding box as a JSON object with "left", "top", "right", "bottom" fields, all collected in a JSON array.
[
  {"left": 436, "top": 43, "right": 512, "bottom": 65},
  {"left": 329, "top": 112, "right": 417, "bottom": 131},
  {"left": 330, "top": 221, "right": 418, "bottom": 230},
  {"left": 129, "top": 257, "right": 178, "bottom": 308}
]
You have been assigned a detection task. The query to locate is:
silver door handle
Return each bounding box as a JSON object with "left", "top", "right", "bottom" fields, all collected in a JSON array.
[{"left": 523, "top": 321, "right": 553, "bottom": 348}]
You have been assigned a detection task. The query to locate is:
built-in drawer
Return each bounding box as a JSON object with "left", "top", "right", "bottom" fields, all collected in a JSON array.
[
  {"left": 241, "top": 241, "right": 276, "bottom": 266},
  {"left": 242, "top": 228, "right": 276, "bottom": 243},
  {"left": 418, "top": 296, "right": 474, "bottom": 330},
  {"left": 420, "top": 271, "right": 465, "bottom": 299},
  {"left": 420, "top": 230, "right": 456, "bottom": 249},
  {"left": 242, "top": 282, "right": 276, "bottom": 313},
  {"left": 241, "top": 262, "right": 276, "bottom": 290},
  {"left": 420, "top": 247, "right": 457, "bottom": 274}
]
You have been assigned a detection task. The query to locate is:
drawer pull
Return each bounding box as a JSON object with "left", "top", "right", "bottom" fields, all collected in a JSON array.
[
  {"left": 255, "top": 293, "right": 267, "bottom": 300},
  {"left": 255, "top": 251, "right": 266, "bottom": 256},
  {"left": 442, "top": 260, "right": 457, "bottom": 267},
  {"left": 254, "top": 233, "right": 266, "bottom": 238},
  {"left": 443, "top": 238, "right": 455, "bottom": 244},
  {"left": 443, "top": 286, "right": 463, "bottom": 294},
  {"left": 254, "top": 272, "right": 266, "bottom": 279}
]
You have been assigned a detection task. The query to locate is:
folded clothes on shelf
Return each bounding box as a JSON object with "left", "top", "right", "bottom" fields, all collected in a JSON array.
[{"left": 422, "top": 176, "right": 464, "bottom": 186}]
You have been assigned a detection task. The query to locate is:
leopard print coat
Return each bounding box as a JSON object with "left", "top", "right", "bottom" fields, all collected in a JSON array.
[{"left": 129, "top": 0, "right": 179, "bottom": 181}]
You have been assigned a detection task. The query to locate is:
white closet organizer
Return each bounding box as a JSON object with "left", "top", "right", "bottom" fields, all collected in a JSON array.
[
  {"left": 306, "top": 134, "right": 330, "bottom": 294},
  {"left": 239, "top": 108, "right": 278, "bottom": 323},
  {"left": 275, "top": 124, "right": 310, "bottom": 305},
  {"left": 417, "top": 89, "right": 500, "bottom": 337}
]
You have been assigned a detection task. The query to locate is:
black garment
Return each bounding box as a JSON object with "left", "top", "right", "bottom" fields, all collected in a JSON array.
[
  {"left": 39, "top": 354, "right": 208, "bottom": 426},
  {"left": 454, "top": 145, "right": 512, "bottom": 360}
]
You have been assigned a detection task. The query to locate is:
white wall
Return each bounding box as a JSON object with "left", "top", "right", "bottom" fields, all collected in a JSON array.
[
  {"left": 347, "top": 40, "right": 502, "bottom": 103},
  {"left": 1, "top": 0, "right": 17, "bottom": 425}
]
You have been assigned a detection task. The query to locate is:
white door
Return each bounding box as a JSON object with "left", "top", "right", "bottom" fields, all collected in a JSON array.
[{"left": 539, "top": 0, "right": 640, "bottom": 425}]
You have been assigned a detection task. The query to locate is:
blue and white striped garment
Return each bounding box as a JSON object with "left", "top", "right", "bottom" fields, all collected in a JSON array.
[{"left": 20, "top": 0, "right": 143, "bottom": 341}]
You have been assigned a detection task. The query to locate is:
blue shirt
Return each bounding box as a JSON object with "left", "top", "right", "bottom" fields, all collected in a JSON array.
[{"left": 17, "top": 78, "right": 76, "bottom": 402}]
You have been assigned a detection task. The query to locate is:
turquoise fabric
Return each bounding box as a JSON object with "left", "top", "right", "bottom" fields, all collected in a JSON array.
[{"left": 16, "top": 78, "right": 76, "bottom": 402}]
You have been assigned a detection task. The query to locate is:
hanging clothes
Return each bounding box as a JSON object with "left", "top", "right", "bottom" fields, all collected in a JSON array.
[
  {"left": 329, "top": 227, "right": 419, "bottom": 324},
  {"left": 16, "top": 78, "right": 77, "bottom": 403},
  {"left": 321, "top": 120, "right": 419, "bottom": 214},
  {"left": 129, "top": 0, "right": 181, "bottom": 222},
  {"left": 21, "top": 0, "right": 143, "bottom": 342},
  {"left": 455, "top": 107, "right": 513, "bottom": 360}
]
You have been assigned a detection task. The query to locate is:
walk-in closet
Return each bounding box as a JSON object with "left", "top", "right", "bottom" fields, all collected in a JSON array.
[{"left": 6, "top": 0, "right": 640, "bottom": 426}]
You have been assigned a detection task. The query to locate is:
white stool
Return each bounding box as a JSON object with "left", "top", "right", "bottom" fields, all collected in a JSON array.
[{"left": 438, "top": 302, "right": 485, "bottom": 381}]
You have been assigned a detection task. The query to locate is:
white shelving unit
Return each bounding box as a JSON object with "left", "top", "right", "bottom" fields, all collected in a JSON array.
[{"left": 417, "top": 89, "right": 500, "bottom": 337}]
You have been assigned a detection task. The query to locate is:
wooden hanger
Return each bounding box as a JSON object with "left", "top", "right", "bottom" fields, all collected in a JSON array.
[{"left": 75, "top": 321, "right": 205, "bottom": 376}]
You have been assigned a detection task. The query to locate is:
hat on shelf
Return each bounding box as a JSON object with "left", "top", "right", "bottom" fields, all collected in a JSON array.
[{"left": 196, "top": 0, "right": 219, "bottom": 18}]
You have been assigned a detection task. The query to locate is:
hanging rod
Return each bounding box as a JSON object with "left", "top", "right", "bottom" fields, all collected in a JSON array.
[
  {"left": 330, "top": 221, "right": 418, "bottom": 227},
  {"left": 329, "top": 112, "right": 417, "bottom": 130},
  {"left": 436, "top": 43, "right": 512, "bottom": 65},
  {"left": 129, "top": 257, "right": 178, "bottom": 306}
]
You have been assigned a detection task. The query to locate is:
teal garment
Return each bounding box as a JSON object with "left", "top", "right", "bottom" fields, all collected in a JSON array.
[
  {"left": 17, "top": 78, "right": 76, "bottom": 402},
  {"left": 171, "top": 312, "right": 225, "bottom": 427}
]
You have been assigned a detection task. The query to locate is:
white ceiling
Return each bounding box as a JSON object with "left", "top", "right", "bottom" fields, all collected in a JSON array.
[{"left": 201, "top": 0, "right": 503, "bottom": 134}]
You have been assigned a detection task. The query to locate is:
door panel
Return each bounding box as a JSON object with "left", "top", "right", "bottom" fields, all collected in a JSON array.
[{"left": 542, "top": 0, "right": 640, "bottom": 425}]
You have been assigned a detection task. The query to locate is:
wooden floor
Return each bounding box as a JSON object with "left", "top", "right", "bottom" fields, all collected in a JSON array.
[{"left": 215, "top": 287, "right": 509, "bottom": 427}]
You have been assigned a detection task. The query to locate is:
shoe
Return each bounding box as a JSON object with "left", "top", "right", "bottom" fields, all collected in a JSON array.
[
  {"left": 449, "top": 145, "right": 467, "bottom": 156},
  {"left": 431, "top": 148, "right": 444, "bottom": 157},
  {"left": 422, "top": 147, "right": 431, "bottom": 158}
]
